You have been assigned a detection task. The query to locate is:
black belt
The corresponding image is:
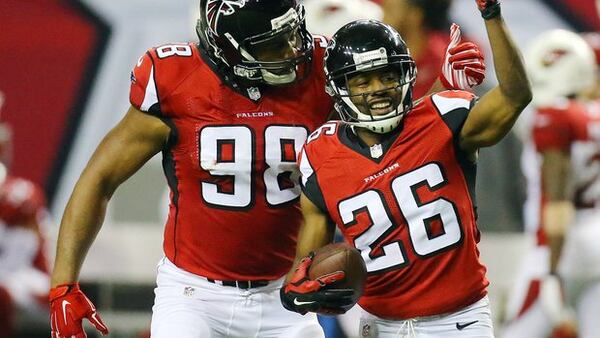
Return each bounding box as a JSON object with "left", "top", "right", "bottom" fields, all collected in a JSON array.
[{"left": 206, "top": 278, "right": 270, "bottom": 289}]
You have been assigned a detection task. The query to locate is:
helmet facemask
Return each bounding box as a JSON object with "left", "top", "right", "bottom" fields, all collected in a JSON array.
[
  {"left": 235, "top": 10, "right": 313, "bottom": 85},
  {"left": 198, "top": 3, "right": 313, "bottom": 86},
  {"left": 327, "top": 52, "right": 416, "bottom": 134}
]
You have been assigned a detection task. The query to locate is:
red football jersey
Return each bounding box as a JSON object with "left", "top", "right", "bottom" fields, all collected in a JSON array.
[
  {"left": 129, "top": 39, "right": 333, "bottom": 281},
  {"left": 532, "top": 99, "right": 600, "bottom": 210},
  {"left": 0, "top": 176, "right": 48, "bottom": 273},
  {"left": 299, "top": 91, "right": 488, "bottom": 319}
]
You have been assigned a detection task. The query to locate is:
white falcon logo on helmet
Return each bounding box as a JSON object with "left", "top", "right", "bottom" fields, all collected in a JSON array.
[{"left": 206, "top": 0, "right": 247, "bottom": 34}]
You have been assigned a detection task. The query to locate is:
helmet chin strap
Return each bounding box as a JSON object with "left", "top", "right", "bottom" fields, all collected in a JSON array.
[
  {"left": 230, "top": 36, "right": 298, "bottom": 85},
  {"left": 350, "top": 113, "right": 404, "bottom": 134},
  {"left": 261, "top": 68, "right": 297, "bottom": 85}
]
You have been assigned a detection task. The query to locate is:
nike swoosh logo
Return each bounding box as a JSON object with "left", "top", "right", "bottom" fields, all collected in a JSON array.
[
  {"left": 456, "top": 320, "right": 478, "bottom": 330},
  {"left": 61, "top": 300, "right": 71, "bottom": 325},
  {"left": 90, "top": 312, "right": 107, "bottom": 331},
  {"left": 293, "top": 298, "right": 316, "bottom": 306}
]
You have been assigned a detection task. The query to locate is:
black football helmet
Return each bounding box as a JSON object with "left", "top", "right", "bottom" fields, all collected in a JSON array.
[
  {"left": 324, "top": 20, "right": 417, "bottom": 134},
  {"left": 197, "top": 0, "right": 313, "bottom": 86}
]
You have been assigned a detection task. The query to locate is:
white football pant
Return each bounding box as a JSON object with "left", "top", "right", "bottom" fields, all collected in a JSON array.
[
  {"left": 150, "top": 257, "right": 324, "bottom": 338},
  {"left": 503, "top": 209, "right": 600, "bottom": 338},
  {"left": 356, "top": 296, "right": 494, "bottom": 338},
  {"left": 560, "top": 209, "right": 600, "bottom": 338},
  {"left": 501, "top": 244, "right": 552, "bottom": 338}
]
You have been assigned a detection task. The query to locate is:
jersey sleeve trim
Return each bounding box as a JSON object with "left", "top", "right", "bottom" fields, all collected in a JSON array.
[
  {"left": 130, "top": 51, "right": 163, "bottom": 116},
  {"left": 299, "top": 148, "right": 328, "bottom": 213},
  {"left": 431, "top": 91, "right": 477, "bottom": 137},
  {"left": 140, "top": 64, "right": 159, "bottom": 112}
]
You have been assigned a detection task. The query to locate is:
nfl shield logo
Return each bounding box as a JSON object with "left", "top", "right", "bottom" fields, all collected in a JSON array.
[
  {"left": 247, "top": 87, "right": 261, "bottom": 101},
  {"left": 361, "top": 323, "right": 371, "bottom": 337},
  {"left": 183, "top": 286, "right": 195, "bottom": 297}
]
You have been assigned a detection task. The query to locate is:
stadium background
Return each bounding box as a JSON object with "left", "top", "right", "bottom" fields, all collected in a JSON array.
[{"left": 1, "top": 0, "right": 598, "bottom": 336}]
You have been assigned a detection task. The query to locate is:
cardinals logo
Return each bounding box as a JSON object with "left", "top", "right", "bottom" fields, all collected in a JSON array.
[
  {"left": 541, "top": 49, "right": 567, "bottom": 67},
  {"left": 206, "top": 0, "right": 247, "bottom": 34}
]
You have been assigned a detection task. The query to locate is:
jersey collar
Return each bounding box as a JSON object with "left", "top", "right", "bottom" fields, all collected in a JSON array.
[
  {"left": 338, "top": 123, "right": 404, "bottom": 164},
  {"left": 197, "top": 44, "right": 265, "bottom": 102}
]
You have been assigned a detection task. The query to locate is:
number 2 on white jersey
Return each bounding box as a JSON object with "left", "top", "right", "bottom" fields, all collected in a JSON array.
[{"left": 338, "top": 163, "right": 463, "bottom": 273}]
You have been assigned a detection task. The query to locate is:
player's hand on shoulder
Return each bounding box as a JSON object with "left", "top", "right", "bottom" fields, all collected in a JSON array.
[
  {"left": 280, "top": 253, "right": 354, "bottom": 315},
  {"left": 441, "top": 24, "right": 486, "bottom": 91},
  {"left": 50, "top": 283, "right": 109, "bottom": 337}
]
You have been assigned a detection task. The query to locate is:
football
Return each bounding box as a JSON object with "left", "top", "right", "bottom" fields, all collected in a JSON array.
[{"left": 308, "top": 242, "right": 367, "bottom": 303}]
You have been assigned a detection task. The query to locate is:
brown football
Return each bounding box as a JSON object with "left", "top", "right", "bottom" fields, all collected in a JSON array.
[{"left": 308, "top": 242, "right": 367, "bottom": 303}]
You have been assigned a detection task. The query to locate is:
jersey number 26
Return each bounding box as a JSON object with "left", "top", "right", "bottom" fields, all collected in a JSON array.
[{"left": 338, "top": 163, "right": 464, "bottom": 273}]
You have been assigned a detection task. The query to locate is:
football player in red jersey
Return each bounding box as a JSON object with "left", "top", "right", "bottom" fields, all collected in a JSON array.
[
  {"left": 48, "top": 0, "right": 486, "bottom": 337},
  {"left": 503, "top": 30, "right": 600, "bottom": 338},
  {"left": 281, "top": 1, "right": 531, "bottom": 337}
]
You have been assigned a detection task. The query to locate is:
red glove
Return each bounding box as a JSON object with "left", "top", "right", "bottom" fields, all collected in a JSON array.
[
  {"left": 49, "top": 283, "right": 109, "bottom": 338},
  {"left": 280, "top": 253, "right": 355, "bottom": 315},
  {"left": 476, "top": 0, "right": 501, "bottom": 20},
  {"left": 441, "top": 23, "right": 486, "bottom": 90}
]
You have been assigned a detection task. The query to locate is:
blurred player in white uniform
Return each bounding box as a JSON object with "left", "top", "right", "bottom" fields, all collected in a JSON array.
[
  {"left": 0, "top": 92, "right": 51, "bottom": 337},
  {"left": 502, "top": 29, "right": 600, "bottom": 338}
]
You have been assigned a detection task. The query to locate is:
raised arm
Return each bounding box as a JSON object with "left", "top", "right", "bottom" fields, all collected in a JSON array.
[
  {"left": 459, "top": 1, "right": 532, "bottom": 153},
  {"left": 50, "top": 106, "right": 171, "bottom": 337}
]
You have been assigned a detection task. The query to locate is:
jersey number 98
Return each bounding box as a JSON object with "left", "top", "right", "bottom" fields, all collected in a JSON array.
[{"left": 199, "top": 125, "right": 308, "bottom": 209}]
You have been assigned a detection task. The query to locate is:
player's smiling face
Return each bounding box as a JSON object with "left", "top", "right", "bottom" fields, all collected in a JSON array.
[{"left": 347, "top": 68, "right": 401, "bottom": 116}]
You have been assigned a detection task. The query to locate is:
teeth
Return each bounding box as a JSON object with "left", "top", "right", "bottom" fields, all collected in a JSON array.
[{"left": 371, "top": 102, "right": 391, "bottom": 109}]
